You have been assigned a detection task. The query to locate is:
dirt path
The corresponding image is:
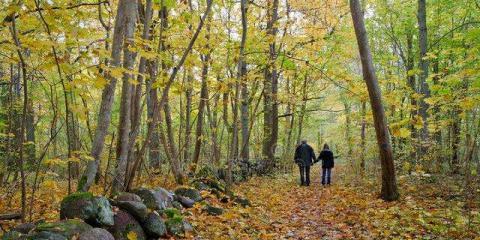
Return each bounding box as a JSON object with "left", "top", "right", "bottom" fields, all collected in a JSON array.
[
  {"left": 193, "top": 166, "right": 354, "bottom": 239},
  {"left": 191, "top": 164, "right": 479, "bottom": 239}
]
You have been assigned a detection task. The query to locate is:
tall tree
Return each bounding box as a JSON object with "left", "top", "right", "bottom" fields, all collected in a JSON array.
[
  {"left": 349, "top": 0, "right": 399, "bottom": 201},
  {"left": 79, "top": 0, "right": 131, "bottom": 192},
  {"left": 239, "top": 0, "right": 249, "bottom": 162},
  {"left": 263, "top": 0, "right": 279, "bottom": 170},
  {"left": 417, "top": 0, "right": 430, "bottom": 150},
  {"left": 111, "top": 0, "right": 138, "bottom": 194}
]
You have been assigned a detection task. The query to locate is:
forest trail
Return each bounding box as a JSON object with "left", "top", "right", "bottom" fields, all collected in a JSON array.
[
  {"left": 193, "top": 165, "right": 363, "bottom": 239},
  {"left": 193, "top": 165, "right": 479, "bottom": 239}
]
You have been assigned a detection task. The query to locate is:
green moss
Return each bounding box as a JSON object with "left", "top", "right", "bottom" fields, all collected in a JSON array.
[
  {"left": 77, "top": 176, "right": 87, "bottom": 191},
  {"left": 61, "top": 192, "right": 93, "bottom": 205},
  {"left": 163, "top": 208, "right": 182, "bottom": 219}
]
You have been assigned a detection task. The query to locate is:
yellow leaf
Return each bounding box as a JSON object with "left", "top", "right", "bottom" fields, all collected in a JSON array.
[{"left": 126, "top": 231, "right": 137, "bottom": 240}]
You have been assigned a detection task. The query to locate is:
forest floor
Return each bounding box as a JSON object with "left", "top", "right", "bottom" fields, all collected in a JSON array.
[
  {"left": 1, "top": 165, "right": 480, "bottom": 239},
  {"left": 192, "top": 165, "right": 480, "bottom": 239}
]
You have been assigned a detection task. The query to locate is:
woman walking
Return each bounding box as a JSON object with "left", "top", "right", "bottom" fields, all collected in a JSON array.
[{"left": 317, "top": 144, "right": 334, "bottom": 186}]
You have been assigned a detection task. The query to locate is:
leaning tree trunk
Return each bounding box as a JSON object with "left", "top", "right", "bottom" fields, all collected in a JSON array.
[
  {"left": 350, "top": 0, "right": 399, "bottom": 201},
  {"left": 78, "top": 0, "right": 128, "bottom": 192}
]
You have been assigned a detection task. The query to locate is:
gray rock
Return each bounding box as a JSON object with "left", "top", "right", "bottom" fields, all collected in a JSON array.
[
  {"left": 59, "top": 192, "right": 114, "bottom": 226},
  {"left": 178, "top": 196, "right": 195, "bottom": 208},
  {"left": 27, "top": 231, "right": 68, "bottom": 240},
  {"left": 171, "top": 201, "right": 184, "bottom": 210},
  {"left": 79, "top": 228, "right": 114, "bottom": 240},
  {"left": 108, "top": 210, "right": 145, "bottom": 240},
  {"left": 233, "top": 196, "right": 251, "bottom": 207},
  {"left": 142, "top": 212, "right": 167, "bottom": 238},
  {"left": 203, "top": 205, "right": 223, "bottom": 216},
  {"left": 34, "top": 219, "right": 92, "bottom": 239},
  {"left": 133, "top": 188, "right": 173, "bottom": 210},
  {"left": 153, "top": 188, "right": 175, "bottom": 209},
  {"left": 116, "top": 201, "right": 148, "bottom": 221},
  {"left": 1, "top": 231, "right": 23, "bottom": 240},
  {"left": 92, "top": 196, "right": 115, "bottom": 226},
  {"left": 182, "top": 220, "right": 194, "bottom": 233},
  {"left": 59, "top": 192, "right": 95, "bottom": 222},
  {"left": 174, "top": 187, "right": 202, "bottom": 202},
  {"left": 13, "top": 222, "right": 35, "bottom": 234},
  {"left": 115, "top": 192, "right": 142, "bottom": 203}
]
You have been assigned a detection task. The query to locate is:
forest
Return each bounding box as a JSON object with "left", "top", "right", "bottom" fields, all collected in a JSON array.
[{"left": 0, "top": 0, "right": 479, "bottom": 239}]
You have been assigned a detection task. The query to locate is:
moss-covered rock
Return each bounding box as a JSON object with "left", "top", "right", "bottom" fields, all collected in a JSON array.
[
  {"left": 35, "top": 219, "right": 92, "bottom": 239},
  {"left": 60, "top": 192, "right": 94, "bottom": 220},
  {"left": 92, "top": 197, "right": 114, "bottom": 226},
  {"left": 142, "top": 212, "right": 167, "bottom": 238},
  {"left": 13, "top": 222, "right": 35, "bottom": 234},
  {"left": 108, "top": 210, "right": 145, "bottom": 240},
  {"left": 78, "top": 228, "right": 114, "bottom": 240},
  {"left": 233, "top": 196, "right": 251, "bottom": 207},
  {"left": 133, "top": 188, "right": 173, "bottom": 210},
  {"left": 60, "top": 193, "right": 113, "bottom": 226},
  {"left": 1, "top": 230, "right": 23, "bottom": 240},
  {"left": 174, "top": 187, "right": 202, "bottom": 202},
  {"left": 26, "top": 231, "right": 68, "bottom": 240},
  {"left": 115, "top": 201, "right": 148, "bottom": 221},
  {"left": 114, "top": 192, "right": 142, "bottom": 203},
  {"left": 203, "top": 204, "right": 224, "bottom": 216},
  {"left": 165, "top": 215, "right": 184, "bottom": 236}
]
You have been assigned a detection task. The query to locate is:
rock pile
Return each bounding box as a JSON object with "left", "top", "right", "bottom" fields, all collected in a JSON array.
[{"left": 2, "top": 176, "right": 250, "bottom": 240}]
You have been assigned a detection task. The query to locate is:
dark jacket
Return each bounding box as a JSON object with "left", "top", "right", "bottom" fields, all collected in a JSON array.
[
  {"left": 317, "top": 150, "right": 334, "bottom": 168},
  {"left": 294, "top": 143, "right": 316, "bottom": 166}
]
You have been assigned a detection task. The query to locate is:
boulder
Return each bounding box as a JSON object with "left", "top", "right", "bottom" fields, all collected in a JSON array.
[
  {"left": 92, "top": 197, "right": 115, "bottom": 226},
  {"left": 142, "top": 212, "right": 167, "bottom": 238},
  {"left": 115, "top": 192, "right": 142, "bottom": 203},
  {"left": 171, "top": 201, "right": 184, "bottom": 210},
  {"left": 13, "top": 222, "right": 35, "bottom": 234},
  {"left": 178, "top": 196, "right": 195, "bottom": 208},
  {"left": 203, "top": 205, "right": 223, "bottom": 216},
  {"left": 191, "top": 181, "right": 209, "bottom": 191},
  {"left": 59, "top": 192, "right": 114, "bottom": 226},
  {"left": 34, "top": 219, "right": 92, "bottom": 239},
  {"left": 115, "top": 201, "right": 148, "bottom": 221},
  {"left": 108, "top": 210, "right": 145, "bottom": 240},
  {"left": 133, "top": 188, "right": 173, "bottom": 210},
  {"left": 174, "top": 187, "right": 202, "bottom": 202},
  {"left": 1, "top": 231, "right": 23, "bottom": 240},
  {"left": 26, "top": 231, "right": 68, "bottom": 240},
  {"left": 79, "top": 228, "right": 114, "bottom": 240},
  {"left": 233, "top": 196, "right": 251, "bottom": 207},
  {"left": 183, "top": 220, "right": 194, "bottom": 233}
]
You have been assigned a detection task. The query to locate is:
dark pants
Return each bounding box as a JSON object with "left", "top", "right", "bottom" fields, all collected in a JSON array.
[
  {"left": 322, "top": 167, "right": 332, "bottom": 185},
  {"left": 299, "top": 165, "right": 311, "bottom": 186}
]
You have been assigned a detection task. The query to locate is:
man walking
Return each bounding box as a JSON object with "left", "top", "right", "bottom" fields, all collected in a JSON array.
[{"left": 294, "top": 140, "right": 316, "bottom": 186}]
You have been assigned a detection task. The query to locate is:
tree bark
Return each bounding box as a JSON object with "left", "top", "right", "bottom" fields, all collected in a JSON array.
[
  {"left": 111, "top": 0, "right": 138, "bottom": 194},
  {"left": 350, "top": 0, "right": 399, "bottom": 201},
  {"left": 417, "top": 0, "right": 431, "bottom": 150},
  {"left": 263, "top": 0, "right": 279, "bottom": 170},
  {"left": 239, "top": 0, "right": 249, "bottom": 162},
  {"left": 78, "top": 0, "right": 129, "bottom": 192}
]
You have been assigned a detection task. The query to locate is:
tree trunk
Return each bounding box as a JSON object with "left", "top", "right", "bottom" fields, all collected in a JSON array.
[
  {"left": 350, "top": 0, "right": 399, "bottom": 201},
  {"left": 111, "top": 0, "right": 137, "bottom": 194},
  {"left": 360, "top": 101, "right": 366, "bottom": 176},
  {"left": 239, "top": 0, "right": 249, "bottom": 162},
  {"left": 78, "top": 0, "right": 129, "bottom": 192},
  {"left": 262, "top": 0, "right": 279, "bottom": 170},
  {"left": 417, "top": 0, "right": 430, "bottom": 151}
]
